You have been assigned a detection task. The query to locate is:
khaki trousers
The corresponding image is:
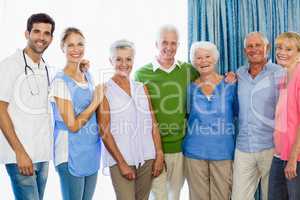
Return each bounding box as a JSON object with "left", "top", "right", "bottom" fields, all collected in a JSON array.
[
  {"left": 185, "top": 157, "right": 233, "bottom": 200},
  {"left": 110, "top": 159, "right": 154, "bottom": 200},
  {"left": 150, "top": 152, "right": 185, "bottom": 200},
  {"left": 231, "top": 148, "right": 274, "bottom": 200}
]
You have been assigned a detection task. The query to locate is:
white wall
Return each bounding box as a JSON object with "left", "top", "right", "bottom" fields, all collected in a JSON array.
[
  {"left": 0, "top": 0, "right": 189, "bottom": 199},
  {"left": 0, "top": 0, "right": 188, "bottom": 82}
]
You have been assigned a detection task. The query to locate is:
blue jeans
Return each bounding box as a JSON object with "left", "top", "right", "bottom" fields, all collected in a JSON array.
[
  {"left": 56, "top": 162, "right": 98, "bottom": 200},
  {"left": 5, "top": 162, "right": 49, "bottom": 200},
  {"left": 268, "top": 157, "right": 300, "bottom": 200}
]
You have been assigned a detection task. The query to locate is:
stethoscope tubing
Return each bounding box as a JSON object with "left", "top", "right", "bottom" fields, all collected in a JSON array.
[{"left": 22, "top": 49, "right": 50, "bottom": 86}]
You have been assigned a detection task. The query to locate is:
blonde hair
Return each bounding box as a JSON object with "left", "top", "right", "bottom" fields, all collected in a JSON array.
[{"left": 275, "top": 32, "right": 300, "bottom": 51}]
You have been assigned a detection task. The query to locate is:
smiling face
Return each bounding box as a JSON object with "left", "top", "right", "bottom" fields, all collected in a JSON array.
[
  {"left": 193, "top": 48, "right": 216, "bottom": 75},
  {"left": 62, "top": 33, "right": 85, "bottom": 64},
  {"left": 110, "top": 48, "right": 134, "bottom": 78},
  {"left": 156, "top": 30, "right": 178, "bottom": 62},
  {"left": 276, "top": 38, "right": 300, "bottom": 69},
  {"left": 244, "top": 34, "right": 269, "bottom": 66},
  {"left": 25, "top": 23, "right": 53, "bottom": 55}
]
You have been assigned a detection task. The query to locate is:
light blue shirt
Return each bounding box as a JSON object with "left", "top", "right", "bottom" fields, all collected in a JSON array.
[{"left": 236, "top": 61, "right": 283, "bottom": 153}]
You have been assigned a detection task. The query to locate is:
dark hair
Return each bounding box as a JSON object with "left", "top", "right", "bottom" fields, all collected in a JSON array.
[
  {"left": 27, "top": 13, "right": 55, "bottom": 35},
  {"left": 60, "top": 27, "right": 85, "bottom": 47}
]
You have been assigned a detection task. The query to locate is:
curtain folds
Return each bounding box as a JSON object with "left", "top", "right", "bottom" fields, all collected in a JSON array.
[
  {"left": 188, "top": 0, "right": 300, "bottom": 73},
  {"left": 188, "top": 1, "right": 300, "bottom": 199}
]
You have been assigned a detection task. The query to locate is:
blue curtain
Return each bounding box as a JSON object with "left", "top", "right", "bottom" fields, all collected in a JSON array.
[
  {"left": 188, "top": 0, "right": 300, "bottom": 74},
  {"left": 188, "top": 0, "right": 300, "bottom": 199}
]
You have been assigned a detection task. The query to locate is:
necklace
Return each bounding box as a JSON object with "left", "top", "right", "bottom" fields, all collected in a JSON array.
[{"left": 195, "top": 74, "right": 223, "bottom": 98}]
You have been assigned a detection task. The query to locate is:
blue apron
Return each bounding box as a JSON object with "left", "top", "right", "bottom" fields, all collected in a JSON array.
[{"left": 52, "top": 72, "right": 101, "bottom": 177}]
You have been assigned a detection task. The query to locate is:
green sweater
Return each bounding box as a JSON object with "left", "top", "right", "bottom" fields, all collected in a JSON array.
[{"left": 134, "top": 61, "right": 198, "bottom": 153}]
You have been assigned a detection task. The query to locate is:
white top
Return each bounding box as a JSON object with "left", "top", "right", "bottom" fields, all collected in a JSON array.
[
  {"left": 103, "top": 79, "right": 156, "bottom": 168},
  {"left": 0, "top": 49, "right": 53, "bottom": 164},
  {"left": 49, "top": 75, "right": 88, "bottom": 166},
  {"left": 152, "top": 58, "right": 181, "bottom": 73}
]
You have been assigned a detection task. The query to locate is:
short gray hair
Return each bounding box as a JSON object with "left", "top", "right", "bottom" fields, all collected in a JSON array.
[
  {"left": 110, "top": 39, "right": 135, "bottom": 58},
  {"left": 156, "top": 24, "right": 179, "bottom": 43},
  {"left": 189, "top": 41, "right": 219, "bottom": 64},
  {"left": 244, "top": 32, "right": 269, "bottom": 48}
]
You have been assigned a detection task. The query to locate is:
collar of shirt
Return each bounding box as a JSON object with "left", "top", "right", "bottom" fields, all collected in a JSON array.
[
  {"left": 19, "top": 48, "right": 46, "bottom": 69},
  {"left": 152, "top": 58, "right": 181, "bottom": 73},
  {"left": 245, "top": 60, "right": 272, "bottom": 75}
]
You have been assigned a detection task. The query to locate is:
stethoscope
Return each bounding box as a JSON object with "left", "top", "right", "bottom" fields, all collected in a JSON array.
[{"left": 23, "top": 49, "right": 50, "bottom": 95}]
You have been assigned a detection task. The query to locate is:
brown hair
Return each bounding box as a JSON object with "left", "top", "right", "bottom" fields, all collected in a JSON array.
[{"left": 60, "top": 27, "right": 85, "bottom": 48}]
